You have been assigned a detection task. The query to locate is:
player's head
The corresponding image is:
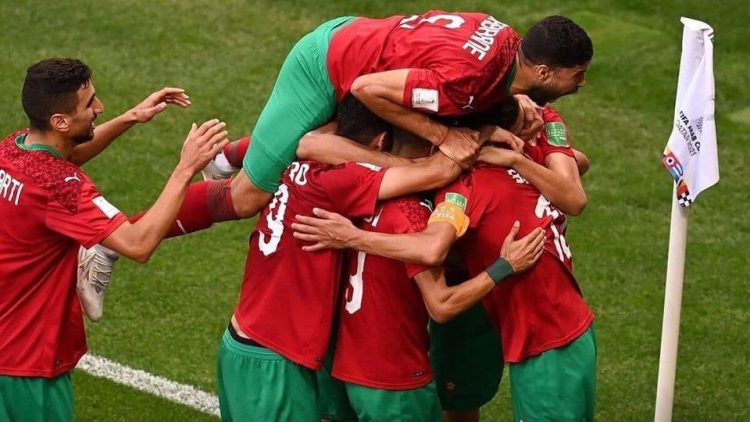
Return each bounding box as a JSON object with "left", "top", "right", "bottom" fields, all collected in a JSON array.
[
  {"left": 519, "top": 16, "right": 593, "bottom": 104},
  {"left": 335, "top": 95, "right": 391, "bottom": 151},
  {"left": 22, "top": 58, "right": 102, "bottom": 144},
  {"left": 390, "top": 127, "right": 433, "bottom": 159}
]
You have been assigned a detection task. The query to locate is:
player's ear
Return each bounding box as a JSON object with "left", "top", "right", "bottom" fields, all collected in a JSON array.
[
  {"left": 49, "top": 113, "right": 70, "bottom": 133},
  {"left": 535, "top": 64, "right": 551, "bottom": 83}
]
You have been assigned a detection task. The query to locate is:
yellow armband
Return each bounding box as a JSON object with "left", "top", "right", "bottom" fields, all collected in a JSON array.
[{"left": 428, "top": 202, "right": 470, "bottom": 238}]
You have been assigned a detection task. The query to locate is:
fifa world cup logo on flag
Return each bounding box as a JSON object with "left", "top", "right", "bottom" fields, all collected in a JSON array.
[{"left": 661, "top": 17, "right": 719, "bottom": 207}]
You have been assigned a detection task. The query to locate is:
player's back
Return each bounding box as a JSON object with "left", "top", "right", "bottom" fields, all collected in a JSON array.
[
  {"left": 328, "top": 10, "right": 520, "bottom": 114},
  {"left": 455, "top": 165, "right": 592, "bottom": 362},
  {"left": 333, "top": 195, "right": 434, "bottom": 390},
  {"left": 235, "top": 161, "right": 384, "bottom": 370}
]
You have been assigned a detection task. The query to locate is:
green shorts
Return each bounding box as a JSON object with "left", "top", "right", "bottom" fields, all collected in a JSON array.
[
  {"left": 345, "top": 381, "right": 442, "bottom": 422},
  {"left": 317, "top": 338, "right": 355, "bottom": 421},
  {"left": 244, "top": 16, "right": 355, "bottom": 193},
  {"left": 216, "top": 328, "right": 318, "bottom": 422},
  {"left": 509, "top": 325, "right": 597, "bottom": 422},
  {"left": 0, "top": 372, "right": 73, "bottom": 422},
  {"left": 429, "top": 302, "right": 504, "bottom": 411}
]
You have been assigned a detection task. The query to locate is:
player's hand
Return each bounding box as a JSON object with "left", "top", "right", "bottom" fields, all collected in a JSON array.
[
  {"left": 438, "top": 127, "right": 481, "bottom": 169},
  {"left": 499, "top": 221, "right": 545, "bottom": 272},
  {"left": 513, "top": 94, "right": 543, "bottom": 140},
  {"left": 292, "top": 208, "right": 359, "bottom": 251},
  {"left": 478, "top": 145, "right": 523, "bottom": 168},
  {"left": 178, "top": 119, "right": 229, "bottom": 175},
  {"left": 130, "top": 87, "right": 192, "bottom": 123},
  {"left": 480, "top": 126, "right": 524, "bottom": 153}
]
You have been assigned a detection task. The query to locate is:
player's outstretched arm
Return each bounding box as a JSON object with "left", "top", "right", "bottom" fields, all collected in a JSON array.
[
  {"left": 414, "top": 222, "right": 546, "bottom": 323},
  {"left": 293, "top": 208, "right": 457, "bottom": 267},
  {"left": 70, "top": 87, "right": 191, "bottom": 166},
  {"left": 296, "top": 123, "right": 408, "bottom": 168},
  {"left": 377, "top": 152, "right": 462, "bottom": 200},
  {"left": 351, "top": 69, "right": 481, "bottom": 168},
  {"left": 100, "top": 119, "right": 228, "bottom": 262},
  {"left": 479, "top": 146, "right": 588, "bottom": 216}
]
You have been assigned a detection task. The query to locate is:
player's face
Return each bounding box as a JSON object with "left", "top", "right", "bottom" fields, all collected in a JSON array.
[
  {"left": 530, "top": 63, "right": 589, "bottom": 105},
  {"left": 68, "top": 82, "right": 103, "bottom": 144}
]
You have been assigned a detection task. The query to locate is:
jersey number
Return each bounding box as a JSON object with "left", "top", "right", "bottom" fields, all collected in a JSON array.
[
  {"left": 534, "top": 195, "right": 572, "bottom": 262},
  {"left": 344, "top": 208, "right": 382, "bottom": 314},
  {"left": 399, "top": 14, "right": 466, "bottom": 30}
]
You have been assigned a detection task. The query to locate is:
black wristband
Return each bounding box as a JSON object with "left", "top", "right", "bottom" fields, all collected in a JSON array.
[{"left": 486, "top": 258, "right": 513, "bottom": 285}]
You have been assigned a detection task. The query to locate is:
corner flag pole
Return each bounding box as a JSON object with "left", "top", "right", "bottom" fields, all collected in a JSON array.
[
  {"left": 655, "top": 17, "right": 717, "bottom": 421},
  {"left": 654, "top": 191, "right": 688, "bottom": 422}
]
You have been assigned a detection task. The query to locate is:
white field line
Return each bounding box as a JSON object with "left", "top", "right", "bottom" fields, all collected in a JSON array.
[{"left": 76, "top": 353, "right": 220, "bottom": 417}]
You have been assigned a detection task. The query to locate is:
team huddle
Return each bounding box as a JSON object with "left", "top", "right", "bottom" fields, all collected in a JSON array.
[{"left": 0, "top": 10, "right": 595, "bottom": 422}]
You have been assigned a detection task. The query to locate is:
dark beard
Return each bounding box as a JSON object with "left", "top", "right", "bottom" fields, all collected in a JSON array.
[
  {"left": 524, "top": 87, "right": 555, "bottom": 107},
  {"left": 72, "top": 130, "right": 95, "bottom": 145}
]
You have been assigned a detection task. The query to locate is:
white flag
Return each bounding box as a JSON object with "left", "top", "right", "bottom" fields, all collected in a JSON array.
[{"left": 661, "top": 17, "right": 719, "bottom": 207}]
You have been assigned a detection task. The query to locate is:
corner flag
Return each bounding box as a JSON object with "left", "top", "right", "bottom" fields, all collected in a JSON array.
[
  {"left": 661, "top": 17, "right": 719, "bottom": 206},
  {"left": 655, "top": 17, "right": 718, "bottom": 422}
]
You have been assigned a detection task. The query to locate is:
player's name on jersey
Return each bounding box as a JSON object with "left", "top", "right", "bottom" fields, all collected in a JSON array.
[
  {"left": 462, "top": 16, "right": 508, "bottom": 61},
  {"left": 0, "top": 168, "right": 24, "bottom": 206}
]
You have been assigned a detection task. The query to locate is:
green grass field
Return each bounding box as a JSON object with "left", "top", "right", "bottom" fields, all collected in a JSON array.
[{"left": 2, "top": 0, "right": 748, "bottom": 420}]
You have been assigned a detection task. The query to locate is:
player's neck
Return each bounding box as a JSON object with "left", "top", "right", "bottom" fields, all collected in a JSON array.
[
  {"left": 509, "top": 54, "right": 536, "bottom": 95},
  {"left": 24, "top": 129, "right": 71, "bottom": 159},
  {"left": 389, "top": 144, "right": 430, "bottom": 160}
]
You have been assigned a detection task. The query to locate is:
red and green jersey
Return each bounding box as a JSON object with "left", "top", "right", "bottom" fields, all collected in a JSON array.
[
  {"left": 0, "top": 131, "right": 127, "bottom": 378},
  {"left": 434, "top": 163, "right": 593, "bottom": 363},
  {"left": 328, "top": 10, "right": 520, "bottom": 116},
  {"left": 235, "top": 161, "right": 384, "bottom": 370},
  {"left": 332, "top": 195, "right": 434, "bottom": 390}
]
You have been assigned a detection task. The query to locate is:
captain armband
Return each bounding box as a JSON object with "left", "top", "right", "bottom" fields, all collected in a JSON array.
[{"left": 428, "top": 202, "right": 470, "bottom": 238}]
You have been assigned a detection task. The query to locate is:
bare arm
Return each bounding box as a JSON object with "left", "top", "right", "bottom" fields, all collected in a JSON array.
[
  {"left": 70, "top": 88, "right": 191, "bottom": 166},
  {"left": 479, "top": 147, "right": 587, "bottom": 216},
  {"left": 100, "top": 120, "right": 228, "bottom": 262},
  {"left": 414, "top": 222, "right": 546, "bottom": 323},
  {"left": 293, "top": 209, "right": 457, "bottom": 266},
  {"left": 351, "top": 69, "right": 480, "bottom": 168},
  {"left": 378, "top": 152, "right": 460, "bottom": 200},
  {"left": 296, "top": 122, "right": 408, "bottom": 168}
]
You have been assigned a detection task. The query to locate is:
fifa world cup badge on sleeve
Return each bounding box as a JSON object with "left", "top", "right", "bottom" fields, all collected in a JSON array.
[
  {"left": 544, "top": 122, "right": 569, "bottom": 147},
  {"left": 445, "top": 192, "right": 467, "bottom": 211}
]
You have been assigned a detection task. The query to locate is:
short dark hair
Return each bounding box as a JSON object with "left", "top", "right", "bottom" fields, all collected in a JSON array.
[
  {"left": 335, "top": 94, "right": 391, "bottom": 145},
  {"left": 437, "top": 96, "right": 519, "bottom": 130},
  {"left": 22, "top": 58, "right": 92, "bottom": 130},
  {"left": 520, "top": 16, "right": 593, "bottom": 67}
]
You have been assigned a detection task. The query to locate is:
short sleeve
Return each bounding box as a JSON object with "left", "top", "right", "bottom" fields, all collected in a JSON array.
[
  {"left": 318, "top": 162, "right": 386, "bottom": 218},
  {"left": 432, "top": 172, "right": 486, "bottom": 228},
  {"left": 539, "top": 107, "right": 575, "bottom": 159},
  {"left": 45, "top": 181, "right": 127, "bottom": 248},
  {"left": 403, "top": 68, "right": 467, "bottom": 116}
]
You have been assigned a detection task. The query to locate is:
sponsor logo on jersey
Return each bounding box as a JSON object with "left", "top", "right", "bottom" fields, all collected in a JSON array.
[
  {"left": 412, "top": 88, "right": 439, "bottom": 112},
  {"left": 445, "top": 192, "right": 467, "bottom": 211},
  {"left": 544, "top": 122, "right": 569, "bottom": 147}
]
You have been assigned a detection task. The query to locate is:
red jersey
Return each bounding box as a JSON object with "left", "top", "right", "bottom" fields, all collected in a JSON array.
[
  {"left": 235, "top": 161, "right": 384, "bottom": 370},
  {"left": 328, "top": 11, "right": 520, "bottom": 116},
  {"left": 0, "top": 131, "right": 127, "bottom": 377},
  {"left": 435, "top": 163, "right": 593, "bottom": 363},
  {"left": 332, "top": 195, "right": 433, "bottom": 390}
]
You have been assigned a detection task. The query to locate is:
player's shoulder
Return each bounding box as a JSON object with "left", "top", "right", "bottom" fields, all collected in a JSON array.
[
  {"left": 542, "top": 106, "right": 564, "bottom": 123},
  {"left": 384, "top": 193, "right": 433, "bottom": 231},
  {"left": 0, "top": 130, "right": 94, "bottom": 213}
]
